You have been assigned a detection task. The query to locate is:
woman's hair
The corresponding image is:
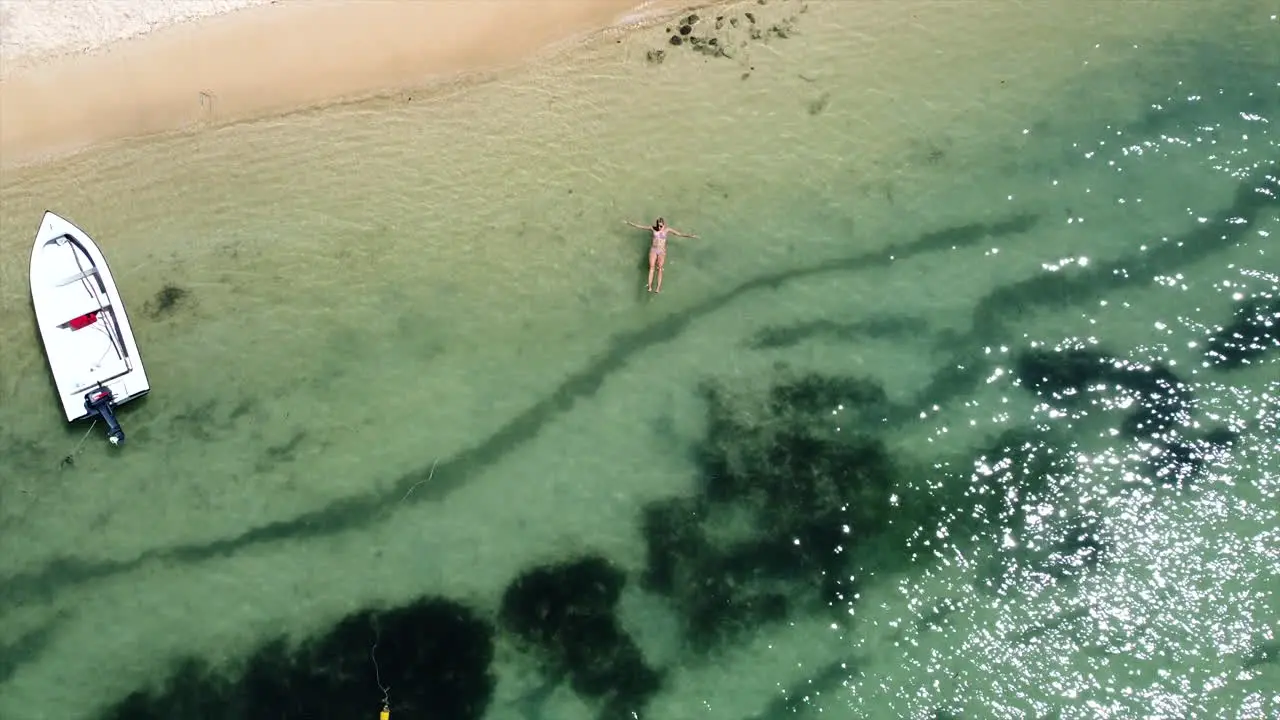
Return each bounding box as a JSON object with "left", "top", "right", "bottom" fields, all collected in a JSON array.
[{"left": 653, "top": 217, "right": 665, "bottom": 229}]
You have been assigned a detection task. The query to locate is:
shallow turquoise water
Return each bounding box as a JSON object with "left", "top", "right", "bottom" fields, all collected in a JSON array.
[{"left": 0, "top": 1, "right": 1277, "bottom": 718}]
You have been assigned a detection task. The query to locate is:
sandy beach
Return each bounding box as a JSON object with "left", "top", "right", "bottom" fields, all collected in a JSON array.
[{"left": 0, "top": 0, "right": 678, "bottom": 170}]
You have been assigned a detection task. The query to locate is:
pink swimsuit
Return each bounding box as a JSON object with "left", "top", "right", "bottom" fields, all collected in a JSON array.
[{"left": 651, "top": 227, "right": 669, "bottom": 255}]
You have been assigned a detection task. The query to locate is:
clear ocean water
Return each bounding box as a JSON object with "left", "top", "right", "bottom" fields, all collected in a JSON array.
[{"left": 0, "top": 1, "right": 1276, "bottom": 718}]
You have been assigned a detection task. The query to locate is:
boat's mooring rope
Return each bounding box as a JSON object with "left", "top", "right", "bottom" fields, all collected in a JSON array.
[{"left": 61, "top": 419, "right": 98, "bottom": 468}]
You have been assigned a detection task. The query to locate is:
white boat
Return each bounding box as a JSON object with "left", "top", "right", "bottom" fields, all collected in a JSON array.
[{"left": 30, "top": 211, "right": 150, "bottom": 446}]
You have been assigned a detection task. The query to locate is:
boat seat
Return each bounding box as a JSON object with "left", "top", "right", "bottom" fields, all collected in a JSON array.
[
  {"left": 57, "top": 293, "right": 112, "bottom": 327},
  {"left": 55, "top": 266, "right": 100, "bottom": 287}
]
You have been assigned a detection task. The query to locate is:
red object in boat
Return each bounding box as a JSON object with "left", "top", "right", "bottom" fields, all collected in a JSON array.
[{"left": 69, "top": 311, "right": 98, "bottom": 330}]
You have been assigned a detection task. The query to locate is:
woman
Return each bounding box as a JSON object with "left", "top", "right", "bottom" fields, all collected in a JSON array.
[{"left": 625, "top": 217, "right": 699, "bottom": 293}]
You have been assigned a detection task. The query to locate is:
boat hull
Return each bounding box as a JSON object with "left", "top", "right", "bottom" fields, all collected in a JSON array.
[{"left": 29, "top": 211, "right": 150, "bottom": 423}]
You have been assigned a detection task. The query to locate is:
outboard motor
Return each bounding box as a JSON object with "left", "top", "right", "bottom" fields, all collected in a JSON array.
[{"left": 84, "top": 387, "right": 126, "bottom": 446}]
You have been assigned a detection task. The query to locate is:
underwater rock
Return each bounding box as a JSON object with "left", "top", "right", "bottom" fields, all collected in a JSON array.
[
  {"left": 1043, "top": 521, "right": 1108, "bottom": 579},
  {"left": 100, "top": 597, "right": 495, "bottom": 720},
  {"left": 682, "top": 569, "right": 790, "bottom": 652},
  {"left": 1242, "top": 638, "right": 1280, "bottom": 669},
  {"left": 758, "top": 429, "right": 896, "bottom": 538},
  {"left": 1014, "top": 346, "right": 1114, "bottom": 399},
  {"left": 639, "top": 498, "right": 799, "bottom": 648},
  {"left": 807, "top": 92, "right": 831, "bottom": 115},
  {"left": 1204, "top": 295, "right": 1280, "bottom": 369},
  {"left": 1014, "top": 347, "right": 1193, "bottom": 439},
  {"left": 697, "top": 377, "right": 898, "bottom": 527},
  {"left": 501, "top": 556, "right": 625, "bottom": 645},
  {"left": 963, "top": 426, "right": 1122, "bottom": 596},
  {"left": 641, "top": 373, "right": 901, "bottom": 651},
  {"left": 769, "top": 372, "right": 892, "bottom": 422},
  {"left": 1118, "top": 364, "right": 1193, "bottom": 439},
  {"left": 0, "top": 623, "right": 58, "bottom": 686},
  {"left": 1014, "top": 344, "right": 1232, "bottom": 490},
  {"left": 979, "top": 510, "right": 1109, "bottom": 597},
  {"left": 974, "top": 434, "right": 1046, "bottom": 517},
  {"left": 1201, "top": 426, "right": 1240, "bottom": 447},
  {"left": 646, "top": 49, "right": 665, "bottom": 64},
  {"left": 1147, "top": 427, "right": 1236, "bottom": 488},
  {"left": 769, "top": 20, "right": 794, "bottom": 39},
  {"left": 649, "top": 5, "right": 798, "bottom": 64},
  {"left": 730, "top": 515, "right": 853, "bottom": 600},
  {"left": 639, "top": 497, "right": 711, "bottom": 595},
  {"left": 298, "top": 599, "right": 494, "bottom": 718},
  {"left": 694, "top": 383, "right": 757, "bottom": 503},
  {"left": 144, "top": 283, "right": 190, "bottom": 318},
  {"left": 501, "top": 556, "right": 661, "bottom": 717},
  {"left": 103, "top": 658, "right": 231, "bottom": 720}
]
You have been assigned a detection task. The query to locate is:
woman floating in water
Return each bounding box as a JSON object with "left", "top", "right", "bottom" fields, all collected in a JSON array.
[{"left": 625, "top": 217, "right": 699, "bottom": 293}]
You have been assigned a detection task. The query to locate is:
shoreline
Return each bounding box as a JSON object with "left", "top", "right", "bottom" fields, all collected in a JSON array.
[{"left": 0, "top": 0, "right": 688, "bottom": 172}]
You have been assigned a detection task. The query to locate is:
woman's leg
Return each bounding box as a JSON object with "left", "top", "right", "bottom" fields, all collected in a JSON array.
[
  {"left": 647, "top": 250, "right": 658, "bottom": 291},
  {"left": 654, "top": 252, "right": 666, "bottom": 293}
]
